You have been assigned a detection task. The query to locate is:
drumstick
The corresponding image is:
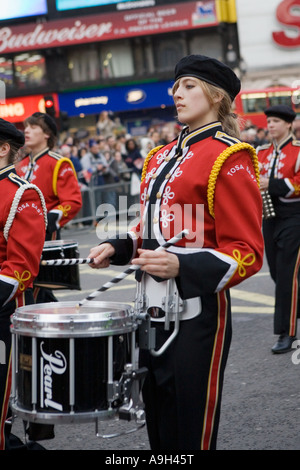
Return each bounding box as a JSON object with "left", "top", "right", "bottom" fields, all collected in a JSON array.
[
  {"left": 78, "top": 229, "right": 189, "bottom": 307},
  {"left": 41, "top": 258, "right": 94, "bottom": 266}
]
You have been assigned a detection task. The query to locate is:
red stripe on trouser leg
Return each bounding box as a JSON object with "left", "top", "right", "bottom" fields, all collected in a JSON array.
[
  {"left": 289, "top": 248, "right": 300, "bottom": 337},
  {"left": 201, "top": 291, "right": 228, "bottom": 450}
]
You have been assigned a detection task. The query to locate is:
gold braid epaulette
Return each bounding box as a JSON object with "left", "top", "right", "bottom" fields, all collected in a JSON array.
[
  {"left": 141, "top": 145, "right": 164, "bottom": 182},
  {"left": 207, "top": 142, "right": 260, "bottom": 218}
]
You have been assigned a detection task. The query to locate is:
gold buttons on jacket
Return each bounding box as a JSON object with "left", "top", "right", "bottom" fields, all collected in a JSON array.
[
  {"left": 165, "top": 173, "right": 171, "bottom": 179},
  {"left": 153, "top": 217, "right": 159, "bottom": 224},
  {"left": 156, "top": 192, "right": 161, "bottom": 199}
]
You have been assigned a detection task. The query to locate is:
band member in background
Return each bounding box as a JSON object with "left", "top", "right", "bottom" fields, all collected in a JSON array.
[
  {"left": 88, "top": 55, "right": 264, "bottom": 450},
  {"left": 0, "top": 119, "right": 47, "bottom": 450},
  {"left": 16, "top": 112, "right": 82, "bottom": 303},
  {"left": 257, "top": 105, "right": 300, "bottom": 354}
]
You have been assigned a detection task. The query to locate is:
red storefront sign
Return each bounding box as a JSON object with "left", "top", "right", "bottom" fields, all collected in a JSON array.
[
  {"left": 0, "top": 94, "right": 59, "bottom": 123},
  {"left": 0, "top": 1, "right": 218, "bottom": 54},
  {"left": 272, "top": 0, "right": 300, "bottom": 47}
]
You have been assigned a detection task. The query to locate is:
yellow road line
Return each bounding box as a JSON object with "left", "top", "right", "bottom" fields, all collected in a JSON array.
[
  {"left": 232, "top": 306, "right": 273, "bottom": 314},
  {"left": 230, "top": 288, "right": 274, "bottom": 306}
]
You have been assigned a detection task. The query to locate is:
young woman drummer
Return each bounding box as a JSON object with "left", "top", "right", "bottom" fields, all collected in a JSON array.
[
  {"left": 88, "top": 54, "right": 264, "bottom": 450},
  {"left": 0, "top": 118, "right": 46, "bottom": 449}
]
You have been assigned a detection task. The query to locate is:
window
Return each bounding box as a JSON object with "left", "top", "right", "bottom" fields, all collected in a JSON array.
[
  {"left": 0, "top": 57, "right": 13, "bottom": 87},
  {"left": 189, "top": 34, "right": 223, "bottom": 59},
  {"left": 68, "top": 41, "right": 134, "bottom": 83},
  {"left": 68, "top": 47, "right": 100, "bottom": 83},
  {"left": 14, "top": 52, "right": 46, "bottom": 89},
  {"left": 153, "top": 37, "right": 185, "bottom": 72},
  {"left": 100, "top": 41, "right": 134, "bottom": 78},
  {"left": 268, "top": 91, "right": 293, "bottom": 107},
  {"left": 241, "top": 93, "right": 268, "bottom": 113}
]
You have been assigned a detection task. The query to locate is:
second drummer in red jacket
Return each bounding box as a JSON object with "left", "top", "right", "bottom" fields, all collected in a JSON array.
[
  {"left": 16, "top": 112, "right": 82, "bottom": 304},
  {"left": 16, "top": 112, "right": 82, "bottom": 241}
]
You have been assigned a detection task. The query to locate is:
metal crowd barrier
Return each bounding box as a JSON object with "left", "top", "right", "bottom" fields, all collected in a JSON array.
[{"left": 68, "top": 172, "right": 140, "bottom": 226}]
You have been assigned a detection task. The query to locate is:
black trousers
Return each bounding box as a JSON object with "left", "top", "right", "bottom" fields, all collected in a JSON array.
[
  {"left": 263, "top": 217, "right": 300, "bottom": 336},
  {"left": 139, "top": 291, "right": 232, "bottom": 451}
]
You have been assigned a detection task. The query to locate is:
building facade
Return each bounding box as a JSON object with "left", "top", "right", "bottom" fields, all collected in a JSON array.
[
  {"left": 236, "top": 0, "right": 300, "bottom": 89},
  {"left": 0, "top": 0, "right": 298, "bottom": 134},
  {"left": 0, "top": 0, "right": 239, "bottom": 134}
]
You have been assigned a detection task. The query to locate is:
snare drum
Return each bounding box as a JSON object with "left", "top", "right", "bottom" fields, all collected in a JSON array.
[
  {"left": 34, "top": 240, "right": 81, "bottom": 290},
  {"left": 10, "top": 301, "right": 137, "bottom": 424}
]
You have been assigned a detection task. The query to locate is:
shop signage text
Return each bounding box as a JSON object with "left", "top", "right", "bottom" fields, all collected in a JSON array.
[
  {"left": 0, "top": 94, "right": 58, "bottom": 123},
  {"left": 0, "top": 1, "right": 218, "bottom": 54},
  {"left": 272, "top": 0, "right": 300, "bottom": 48}
]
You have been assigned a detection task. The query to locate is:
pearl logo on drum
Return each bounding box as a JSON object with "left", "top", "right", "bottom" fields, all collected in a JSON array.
[{"left": 40, "top": 341, "right": 67, "bottom": 412}]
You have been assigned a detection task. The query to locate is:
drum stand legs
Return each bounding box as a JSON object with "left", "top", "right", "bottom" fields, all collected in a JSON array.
[
  {"left": 95, "top": 373, "right": 146, "bottom": 439},
  {"left": 96, "top": 331, "right": 147, "bottom": 439},
  {"left": 96, "top": 365, "right": 147, "bottom": 438}
]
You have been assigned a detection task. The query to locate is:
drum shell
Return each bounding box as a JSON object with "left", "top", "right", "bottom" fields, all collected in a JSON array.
[
  {"left": 10, "top": 302, "right": 136, "bottom": 423},
  {"left": 34, "top": 240, "right": 81, "bottom": 290},
  {"left": 16, "top": 334, "right": 129, "bottom": 414}
]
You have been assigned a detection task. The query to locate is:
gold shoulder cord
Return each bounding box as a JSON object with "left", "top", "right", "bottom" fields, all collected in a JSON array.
[
  {"left": 207, "top": 142, "right": 260, "bottom": 218},
  {"left": 52, "top": 157, "right": 77, "bottom": 196},
  {"left": 141, "top": 145, "right": 164, "bottom": 182}
]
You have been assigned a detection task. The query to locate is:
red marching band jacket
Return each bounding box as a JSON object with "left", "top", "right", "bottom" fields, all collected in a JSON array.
[
  {"left": 16, "top": 148, "right": 82, "bottom": 232},
  {"left": 0, "top": 166, "right": 47, "bottom": 307},
  {"left": 257, "top": 135, "right": 300, "bottom": 214},
  {"left": 129, "top": 122, "right": 264, "bottom": 299}
]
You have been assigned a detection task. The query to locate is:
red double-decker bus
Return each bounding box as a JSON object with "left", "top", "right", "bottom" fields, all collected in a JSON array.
[{"left": 234, "top": 86, "right": 300, "bottom": 128}]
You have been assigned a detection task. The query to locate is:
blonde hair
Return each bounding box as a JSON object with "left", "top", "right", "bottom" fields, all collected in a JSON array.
[{"left": 172, "top": 78, "right": 241, "bottom": 139}]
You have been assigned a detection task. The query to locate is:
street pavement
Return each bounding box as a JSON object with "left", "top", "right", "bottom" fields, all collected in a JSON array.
[{"left": 9, "top": 223, "right": 300, "bottom": 451}]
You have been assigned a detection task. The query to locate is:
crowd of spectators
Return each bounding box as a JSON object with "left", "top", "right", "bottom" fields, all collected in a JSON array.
[
  {"left": 53, "top": 112, "right": 300, "bottom": 226},
  {"left": 240, "top": 116, "right": 300, "bottom": 147},
  {"left": 56, "top": 115, "right": 180, "bottom": 225}
]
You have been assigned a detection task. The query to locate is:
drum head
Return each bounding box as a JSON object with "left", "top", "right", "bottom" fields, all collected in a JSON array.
[{"left": 11, "top": 301, "right": 135, "bottom": 337}]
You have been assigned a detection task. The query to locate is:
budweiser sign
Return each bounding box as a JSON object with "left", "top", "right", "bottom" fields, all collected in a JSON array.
[
  {"left": 0, "top": 1, "right": 218, "bottom": 54},
  {"left": 0, "top": 22, "right": 112, "bottom": 53}
]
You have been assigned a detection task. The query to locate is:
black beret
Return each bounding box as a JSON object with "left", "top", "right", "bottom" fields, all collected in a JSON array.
[
  {"left": 0, "top": 118, "right": 24, "bottom": 147},
  {"left": 32, "top": 112, "right": 57, "bottom": 136},
  {"left": 264, "top": 105, "right": 296, "bottom": 123},
  {"left": 174, "top": 54, "right": 241, "bottom": 101}
]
